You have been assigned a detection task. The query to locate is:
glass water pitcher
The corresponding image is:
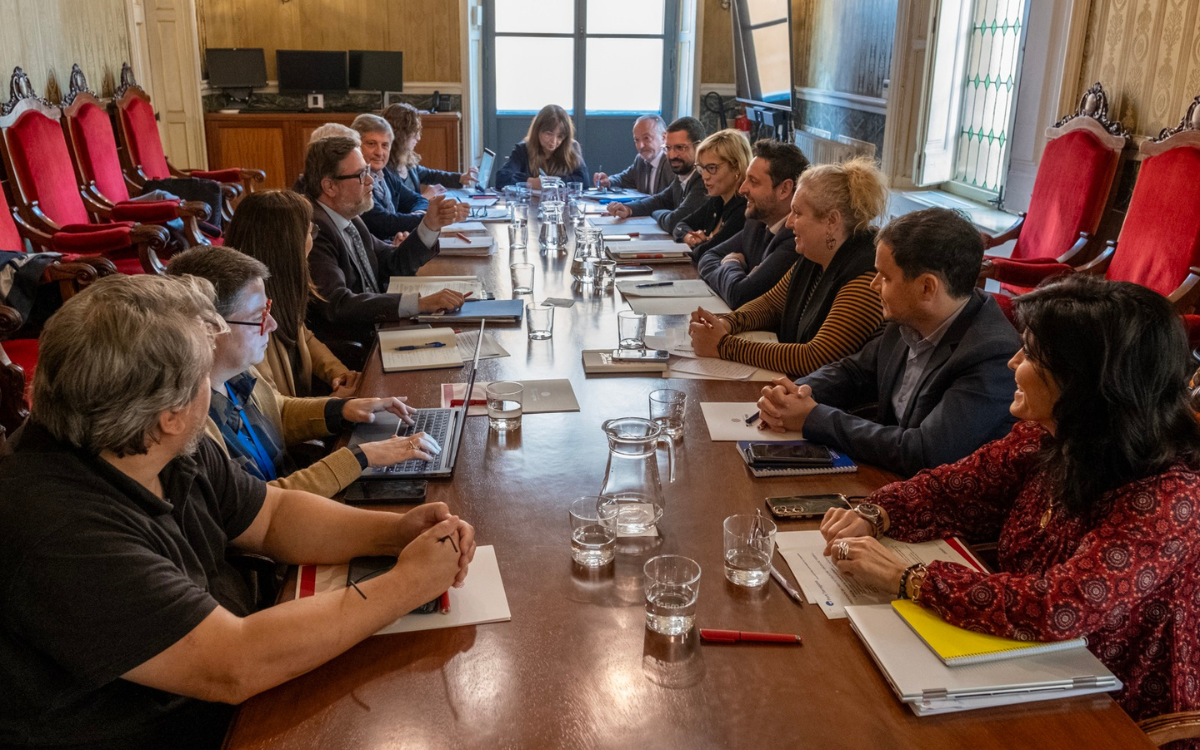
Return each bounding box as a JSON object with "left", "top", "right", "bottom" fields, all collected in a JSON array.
[
  {"left": 572, "top": 226, "right": 604, "bottom": 281},
  {"left": 539, "top": 200, "right": 568, "bottom": 252},
  {"left": 599, "top": 417, "right": 675, "bottom": 534}
]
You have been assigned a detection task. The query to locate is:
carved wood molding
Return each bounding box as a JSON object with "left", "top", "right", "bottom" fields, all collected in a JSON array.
[
  {"left": 1156, "top": 95, "right": 1200, "bottom": 141},
  {"left": 113, "top": 62, "right": 149, "bottom": 104},
  {"left": 61, "top": 64, "right": 96, "bottom": 108},
  {"left": 1051, "top": 82, "right": 1130, "bottom": 139},
  {"left": 1142, "top": 93, "right": 1200, "bottom": 158},
  {"left": 0, "top": 67, "right": 53, "bottom": 119}
]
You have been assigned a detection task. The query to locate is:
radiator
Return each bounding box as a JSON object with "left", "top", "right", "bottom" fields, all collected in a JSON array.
[{"left": 793, "top": 128, "right": 877, "bottom": 165}]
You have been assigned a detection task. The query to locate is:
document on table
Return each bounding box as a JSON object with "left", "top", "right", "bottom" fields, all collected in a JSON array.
[
  {"left": 625, "top": 296, "right": 732, "bottom": 316},
  {"left": 439, "top": 220, "right": 489, "bottom": 234},
  {"left": 587, "top": 215, "right": 661, "bottom": 226},
  {"left": 595, "top": 224, "right": 670, "bottom": 238},
  {"left": 616, "top": 279, "right": 715, "bottom": 298},
  {"left": 453, "top": 329, "right": 509, "bottom": 361},
  {"left": 388, "top": 275, "right": 486, "bottom": 298},
  {"left": 777, "top": 531, "right": 988, "bottom": 619},
  {"left": 442, "top": 378, "right": 580, "bottom": 414},
  {"left": 699, "top": 402, "right": 805, "bottom": 441},
  {"left": 671, "top": 357, "right": 758, "bottom": 380},
  {"left": 294, "top": 546, "right": 511, "bottom": 635},
  {"left": 379, "top": 327, "right": 463, "bottom": 372}
]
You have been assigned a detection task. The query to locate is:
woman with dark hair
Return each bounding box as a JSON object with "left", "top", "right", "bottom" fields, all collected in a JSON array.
[
  {"left": 821, "top": 273, "right": 1200, "bottom": 729},
  {"left": 494, "top": 104, "right": 589, "bottom": 189},
  {"left": 224, "top": 190, "right": 359, "bottom": 398},
  {"left": 381, "top": 102, "right": 477, "bottom": 206}
]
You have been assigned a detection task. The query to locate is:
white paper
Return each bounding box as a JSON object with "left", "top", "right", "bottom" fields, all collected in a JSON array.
[
  {"left": 595, "top": 224, "right": 670, "bottom": 238},
  {"left": 387, "top": 275, "right": 485, "bottom": 298},
  {"left": 625, "top": 296, "right": 731, "bottom": 316},
  {"left": 453, "top": 329, "right": 510, "bottom": 361},
  {"left": 698, "top": 402, "right": 805, "bottom": 441},
  {"left": 643, "top": 332, "right": 696, "bottom": 359},
  {"left": 378, "top": 328, "right": 462, "bottom": 372},
  {"left": 616, "top": 279, "right": 715, "bottom": 298},
  {"left": 606, "top": 239, "right": 686, "bottom": 255},
  {"left": 439, "top": 235, "right": 495, "bottom": 254},
  {"left": 587, "top": 215, "right": 661, "bottom": 226},
  {"left": 670, "top": 357, "right": 756, "bottom": 381},
  {"left": 439, "top": 221, "right": 488, "bottom": 234},
  {"left": 778, "top": 531, "right": 985, "bottom": 619},
  {"left": 441, "top": 379, "right": 580, "bottom": 414}
]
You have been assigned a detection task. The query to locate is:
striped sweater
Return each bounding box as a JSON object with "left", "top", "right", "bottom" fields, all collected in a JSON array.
[{"left": 718, "top": 265, "right": 883, "bottom": 376}]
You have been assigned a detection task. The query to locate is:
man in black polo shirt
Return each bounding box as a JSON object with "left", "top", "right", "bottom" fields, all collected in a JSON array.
[{"left": 0, "top": 274, "right": 476, "bottom": 749}]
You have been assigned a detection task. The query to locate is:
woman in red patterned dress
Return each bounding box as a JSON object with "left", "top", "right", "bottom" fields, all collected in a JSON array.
[{"left": 821, "top": 273, "right": 1200, "bottom": 730}]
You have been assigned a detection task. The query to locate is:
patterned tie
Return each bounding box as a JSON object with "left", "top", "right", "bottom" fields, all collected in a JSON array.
[{"left": 344, "top": 225, "right": 380, "bottom": 294}]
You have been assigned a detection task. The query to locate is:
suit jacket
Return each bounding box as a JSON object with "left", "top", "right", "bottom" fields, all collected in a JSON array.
[
  {"left": 626, "top": 169, "right": 707, "bottom": 234},
  {"left": 360, "top": 169, "right": 424, "bottom": 241},
  {"left": 306, "top": 198, "right": 438, "bottom": 350},
  {"left": 799, "top": 290, "right": 1020, "bottom": 477},
  {"left": 607, "top": 152, "right": 674, "bottom": 195},
  {"left": 674, "top": 194, "right": 748, "bottom": 262},
  {"left": 381, "top": 167, "right": 429, "bottom": 214},
  {"left": 696, "top": 221, "right": 798, "bottom": 309},
  {"left": 494, "top": 141, "right": 590, "bottom": 189}
]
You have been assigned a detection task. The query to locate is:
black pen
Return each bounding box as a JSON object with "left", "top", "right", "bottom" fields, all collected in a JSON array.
[
  {"left": 635, "top": 282, "right": 674, "bottom": 288},
  {"left": 745, "top": 411, "right": 760, "bottom": 426}
]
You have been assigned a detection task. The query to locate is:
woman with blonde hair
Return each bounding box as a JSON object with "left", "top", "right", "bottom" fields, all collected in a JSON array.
[
  {"left": 494, "top": 104, "right": 589, "bottom": 189},
  {"left": 673, "top": 128, "right": 752, "bottom": 260},
  {"left": 689, "top": 157, "right": 888, "bottom": 377},
  {"left": 224, "top": 190, "right": 359, "bottom": 398},
  {"left": 381, "top": 102, "right": 478, "bottom": 204}
]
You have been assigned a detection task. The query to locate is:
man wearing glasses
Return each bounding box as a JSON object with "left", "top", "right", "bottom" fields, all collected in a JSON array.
[
  {"left": 605, "top": 116, "right": 709, "bottom": 234},
  {"left": 304, "top": 136, "right": 468, "bottom": 367}
]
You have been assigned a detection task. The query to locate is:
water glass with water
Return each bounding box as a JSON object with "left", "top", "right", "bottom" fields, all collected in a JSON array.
[
  {"left": 649, "top": 389, "right": 686, "bottom": 439},
  {"left": 594, "top": 259, "right": 617, "bottom": 289},
  {"left": 569, "top": 496, "right": 619, "bottom": 567},
  {"left": 508, "top": 219, "right": 528, "bottom": 250},
  {"left": 527, "top": 303, "right": 554, "bottom": 340},
  {"left": 644, "top": 555, "right": 701, "bottom": 635},
  {"left": 486, "top": 381, "right": 523, "bottom": 432},
  {"left": 617, "top": 310, "right": 647, "bottom": 350},
  {"left": 510, "top": 262, "right": 534, "bottom": 295},
  {"left": 723, "top": 513, "right": 777, "bottom": 587}
]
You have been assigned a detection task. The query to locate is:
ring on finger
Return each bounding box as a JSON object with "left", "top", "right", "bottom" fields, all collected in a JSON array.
[{"left": 836, "top": 540, "right": 850, "bottom": 561}]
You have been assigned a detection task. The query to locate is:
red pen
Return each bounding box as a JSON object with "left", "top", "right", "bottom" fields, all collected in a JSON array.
[
  {"left": 699, "top": 629, "right": 802, "bottom": 645},
  {"left": 450, "top": 399, "right": 487, "bottom": 406},
  {"left": 454, "top": 232, "right": 472, "bottom": 243},
  {"left": 439, "top": 590, "right": 451, "bottom": 614}
]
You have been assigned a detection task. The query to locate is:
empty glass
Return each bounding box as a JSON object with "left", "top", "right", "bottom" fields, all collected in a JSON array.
[
  {"left": 649, "top": 389, "right": 686, "bottom": 439},
  {"left": 644, "top": 555, "right": 701, "bottom": 635},
  {"left": 510, "top": 262, "right": 534, "bottom": 295},
  {"left": 486, "top": 381, "right": 523, "bottom": 432},
  {"left": 508, "top": 218, "right": 528, "bottom": 250},
  {"left": 594, "top": 259, "right": 617, "bottom": 289},
  {"left": 527, "top": 303, "right": 554, "bottom": 340},
  {"left": 572, "top": 226, "right": 604, "bottom": 282},
  {"left": 723, "top": 513, "right": 777, "bottom": 587},
  {"left": 569, "top": 496, "right": 619, "bottom": 567},
  {"left": 617, "top": 310, "right": 647, "bottom": 350}
]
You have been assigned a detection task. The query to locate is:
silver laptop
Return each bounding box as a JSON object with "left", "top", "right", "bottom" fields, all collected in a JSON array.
[
  {"left": 475, "top": 148, "right": 495, "bottom": 192},
  {"left": 349, "top": 321, "right": 484, "bottom": 479}
]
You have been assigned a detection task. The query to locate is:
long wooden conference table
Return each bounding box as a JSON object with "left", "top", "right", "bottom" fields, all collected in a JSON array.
[{"left": 223, "top": 207, "right": 1153, "bottom": 750}]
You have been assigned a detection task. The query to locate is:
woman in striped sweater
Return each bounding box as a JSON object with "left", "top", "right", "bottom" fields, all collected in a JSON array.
[{"left": 688, "top": 157, "right": 887, "bottom": 377}]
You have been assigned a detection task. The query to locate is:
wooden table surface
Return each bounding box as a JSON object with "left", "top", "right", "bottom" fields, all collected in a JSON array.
[{"left": 223, "top": 210, "right": 1152, "bottom": 750}]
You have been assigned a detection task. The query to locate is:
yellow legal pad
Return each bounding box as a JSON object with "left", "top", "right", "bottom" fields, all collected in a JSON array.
[{"left": 891, "top": 600, "right": 1088, "bottom": 667}]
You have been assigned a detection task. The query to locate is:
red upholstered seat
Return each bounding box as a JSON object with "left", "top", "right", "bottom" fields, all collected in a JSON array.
[
  {"left": 67, "top": 99, "right": 133, "bottom": 202},
  {"left": 4, "top": 337, "right": 37, "bottom": 405},
  {"left": 118, "top": 95, "right": 172, "bottom": 180},
  {"left": 0, "top": 186, "right": 23, "bottom": 252},
  {"left": 5, "top": 110, "right": 92, "bottom": 227}
]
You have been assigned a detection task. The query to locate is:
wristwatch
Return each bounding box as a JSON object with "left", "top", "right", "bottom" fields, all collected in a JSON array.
[{"left": 854, "top": 503, "right": 884, "bottom": 538}]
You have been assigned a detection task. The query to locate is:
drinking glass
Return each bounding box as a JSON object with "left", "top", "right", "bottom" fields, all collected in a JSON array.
[
  {"left": 617, "top": 310, "right": 647, "bottom": 350},
  {"left": 594, "top": 259, "right": 617, "bottom": 289},
  {"left": 527, "top": 303, "right": 554, "bottom": 340},
  {"left": 486, "top": 381, "right": 523, "bottom": 432},
  {"left": 510, "top": 262, "right": 534, "bottom": 295},
  {"left": 644, "top": 555, "right": 701, "bottom": 635},
  {"left": 723, "top": 513, "right": 777, "bottom": 587},
  {"left": 569, "top": 496, "right": 619, "bottom": 567},
  {"left": 649, "top": 389, "right": 686, "bottom": 439},
  {"left": 567, "top": 181, "right": 584, "bottom": 198},
  {"left": 508, "top": 219, "right": 528, "bottom": 250}
]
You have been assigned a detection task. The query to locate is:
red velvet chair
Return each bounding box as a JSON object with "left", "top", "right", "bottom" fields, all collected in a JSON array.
[
  {"left": 0, "top": 67, "right": 182, "bottom": 274},
  {"left": 111, "top": 63, "right": 264, "bottom": 222},
  {"left": 980, "top": 82, "right": 1129, "bottom": 295},
  {"left": 0, "top": 303, "right": 32, "bottom": 433}
]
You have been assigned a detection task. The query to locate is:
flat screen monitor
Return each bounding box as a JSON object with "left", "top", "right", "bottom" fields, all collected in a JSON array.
[
  {"left": 731, "top": 0, "right": 794, "bottom": 112},
  {"left": 206, "top": 48, "right": 267, "bottom": 89},
  {"left": 349, "top": 50, "right": 404, "bottom": 92},
  {"left": 276, "top": 50, "right": 348, "bottom": 94}
]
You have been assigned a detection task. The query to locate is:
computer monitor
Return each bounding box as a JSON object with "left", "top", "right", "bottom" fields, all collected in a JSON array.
[
  {"left": 206, "top": 48, "right": 268, "bottom": 89},
  {"left": 276, "top": 50, "right": 348, "bottom": 95},
  {"left": 349, "top": 50, "right": 404, "bottom": 94}
]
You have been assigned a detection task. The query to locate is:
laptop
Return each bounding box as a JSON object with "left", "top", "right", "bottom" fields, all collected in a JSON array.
[
  {"left": 475, "top": 148, "right": 495, "bottom": 193},
  {"left": 349, "top": 321, "right": 484, "bottom": 479}
]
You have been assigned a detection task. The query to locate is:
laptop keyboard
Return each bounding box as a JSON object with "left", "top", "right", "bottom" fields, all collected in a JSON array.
[{"left": 381, "top": 409, "right": 452, "bottom": 474}]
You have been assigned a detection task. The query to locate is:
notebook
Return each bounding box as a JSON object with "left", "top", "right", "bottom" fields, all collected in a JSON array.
[
  {"left": 378, "top": 327, "right": 462, "bottom": 372},
  {"left": 891, "top": 600, "right": 1088, "bottom": 666},
  {"left": 387, "top": 275, "right": 485, "bottom": 298},
  {"left": 416, "top": 299, "right": 524, "bottom": 324},
  {"left": 582, "top": 349, "right": 670, "bottom": 376},
  {"left": 438, "top": 234, "right": 494, "bottom": 256},
  {"left": 737, "top": 440, "right": 858, "bottom": 477}
]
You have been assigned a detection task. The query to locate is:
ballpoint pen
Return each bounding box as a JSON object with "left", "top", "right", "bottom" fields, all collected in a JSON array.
[
  {"left": 699, "top": 629, "right": 802, "bottom": 645},
  {"left": 744, "top": 411, "right": 760, "bottom": 425},
  {"left": 454, "top": 232, "right": 472, "bottom": 243},
  {"left": 635, "top": 282, "right": 674, "bottom": 288},
  {"left": 450, "top": 399, "right": 487, "bottom": 406},
  {"left": 770, "top": 564, "right": 805, "bottom": 604},
  {"left": 394, "top": 342, "right": 446, "bottom": 351}
]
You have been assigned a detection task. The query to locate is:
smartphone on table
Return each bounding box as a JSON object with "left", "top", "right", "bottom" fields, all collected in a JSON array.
[
  {"left": 611, "top": 349, "right": 669, "bottom": 363},
  {"left": 342, "top": 479, "right": 428, "bottom": 505},
  {"left": 765, "top": 493, "right": 852, "bottom": 520}
]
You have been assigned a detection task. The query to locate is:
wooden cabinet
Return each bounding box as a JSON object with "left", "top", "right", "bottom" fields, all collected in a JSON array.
[{"left": 204, "top": 111, "right": 461, "bottom": 190}]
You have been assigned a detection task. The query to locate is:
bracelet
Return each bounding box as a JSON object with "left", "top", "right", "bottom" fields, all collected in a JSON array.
[
  {"left": 898, "top": 563, "right": 924, "bottom": 600},
  {"left": 909, "top": 564, "right": 929, "bottom": 603}
]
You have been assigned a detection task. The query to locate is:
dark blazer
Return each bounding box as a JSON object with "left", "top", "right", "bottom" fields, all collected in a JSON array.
[
  {"left": 674, "top": 194, "right": 748, "bottom": 262},
  {"left": 360, "top": 170, "right": 424, "bottom": 241},
  {"left": 381, "top": 167, "right": 429, "bottom": 214},
  {"left": 626, "top": 169, "right": 708, "bottom": 234},
  {"left": 696, "top": 222, "right": 799, "bottom": 309},
  {"left": 798, "top": 290, "right": 1021, "bottom": 477},
  {"left": 607, "top": 152, "right": 675, "bottom": 195},
  {"left": 494, "top": 141, "right": 590, "bottom": 189},
  {"left": 306, "top": 198, "right": 439, "bottom": 351}
]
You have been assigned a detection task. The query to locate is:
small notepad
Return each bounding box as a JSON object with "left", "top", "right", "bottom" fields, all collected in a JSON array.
[{"left": 892, "top": 599, "right": 1087, "bottom": 667}]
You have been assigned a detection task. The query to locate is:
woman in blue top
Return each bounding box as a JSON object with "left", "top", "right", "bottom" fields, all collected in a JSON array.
[
  {"left": 495, "top": 104, "right": 590, "bottom": 190},
  {"left": 382, "top": 102, "right": 478, "bottom": 209}
]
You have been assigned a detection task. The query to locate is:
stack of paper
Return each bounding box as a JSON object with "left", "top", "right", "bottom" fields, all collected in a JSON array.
[
  {"left": 587, "top": 215, "right": 661, "bottom": 227},
  {"left": 616, "top": 279, "right": 715, "bottom": 298},
  {"left": 388, "top": 275, "right": 486, "bottom": 298},
  {"left": 606, "top": 239, "right": 690, "bottom": 263},
  {"left": 699, "top": 402, "right": 804, "bottom": 441},
  {"left": 441, "top": 379, "right": 580, "bottom": 415},
  {"left": 439, "top": 234, "right": 495, "bottom": 256},
  {"left": 378, "top": 327, "right": 463, "bottom": 373},
  {"left": 595, "top": 224, "right": 670, "bottom": 239},
  {"left": 452, "top": 328, "right": 509, "bottom": 361},
  {"left": 439, "top": 220, "right": 489, "bottom": 235},
  {"left": 891, "top": 600, "right": 1088, "bottom": 666}
]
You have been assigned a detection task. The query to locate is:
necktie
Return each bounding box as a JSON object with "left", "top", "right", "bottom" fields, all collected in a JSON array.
[{"left": 344, "top": 225, "right": 380, "bottom": 294}]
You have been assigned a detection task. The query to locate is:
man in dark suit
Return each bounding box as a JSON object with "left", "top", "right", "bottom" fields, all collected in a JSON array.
[
  {"left": 607, "top": 117, "right": 708, "bottom": 234},
  {"left": 594, "top": 115, "right": 674, "bottom": 195},
  {"left": 755, "top": 207, "right": 1020, "bottom": 477},
  {"left": 303, "top": 136, "right": 467, "bottom": 367},
  {"left": 696, "top": 140, "right": 809, "bottom": 308}
]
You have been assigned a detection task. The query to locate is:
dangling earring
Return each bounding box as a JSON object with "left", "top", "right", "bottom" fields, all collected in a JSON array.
[{"left": 825, "top": 233, "right": 836, "bottom": 252}]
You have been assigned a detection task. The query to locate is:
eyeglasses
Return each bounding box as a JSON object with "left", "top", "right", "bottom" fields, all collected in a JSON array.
[
  {"left": 333, "top": 168, "right": 372, "bottom": 185},
  {"left": 697, "top": 161, "right": 728, "bottom": 176},
  {"left": 309, "top": 223, "right": 319, "bottom": 240},
  {"left": 226, "top": 299, "right": 273, "bottom": 336}
]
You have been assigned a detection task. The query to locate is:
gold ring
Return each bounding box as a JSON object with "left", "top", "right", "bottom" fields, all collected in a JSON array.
[{"left": 837, "top": 541, "right": 849, "bottom": 561}]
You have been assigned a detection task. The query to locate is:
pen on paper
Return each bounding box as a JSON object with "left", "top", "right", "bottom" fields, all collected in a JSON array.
[
  {"left": 744, "top": 411, "right": 760, "bottom": 425},
  {"left": 394, "top": 342, "right": 446, "bottom": 352},
  {"left": 439, "top": 590, "right": 451, "bottom": 614},
  {"left": 454, "top": 232, "right": 472, "bottom": 243},
  {"left": 635, "top": 282, "right": 674, "bottom": 289}
]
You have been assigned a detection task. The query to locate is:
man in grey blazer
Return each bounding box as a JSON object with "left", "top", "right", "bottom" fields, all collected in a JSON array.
[
  {"left": 595, "top": 115, "right": 674, "bottom": 195},
  {"left": 607, "top": 116, "right": 708, "bottom": 234},
  {"left": 696, "top": 140, "right": 809, "bottom": 308},
  {"left": 755, "top": 208, "right": 1021, "bottom": 477}
]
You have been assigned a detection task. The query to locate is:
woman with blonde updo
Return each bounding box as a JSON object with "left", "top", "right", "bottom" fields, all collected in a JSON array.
[
  {"left": 688, "top": 157, "right": 888, "bottom": 377},
  {"left": 673, "top": 128, "right": 752, "bottom": 260}
]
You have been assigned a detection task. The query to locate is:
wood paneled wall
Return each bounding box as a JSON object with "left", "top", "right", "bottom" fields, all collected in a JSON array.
[
  {"left": 0, "top": 0, "right": 131, "bottom": 101},
  {"left": 700, "top": 0, "right": 734, "bottom": 84},
  {"left": 1077, "top": 0, "right": 1200, "bottom": 139},
  {"left": 794, "top": 0, "right": 895, "bottom": 98},
  {"left": 196, "top": 0, "right": 461, "bottom": 83}
]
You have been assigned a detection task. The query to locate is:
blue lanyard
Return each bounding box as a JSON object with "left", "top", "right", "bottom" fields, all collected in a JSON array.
[{"left": 225, "top": 383, "right": 278, "bottom": 481}]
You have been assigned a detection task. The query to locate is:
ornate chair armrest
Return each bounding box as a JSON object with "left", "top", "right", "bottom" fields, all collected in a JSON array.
[
  {"left": 979, "top": 256, "right": 1074, "bottom": 288},
  {"left": 980, "top": 213, "right": 1025, "bottom": 250},
  {"left": 0, "top": 304, "right": 23, "bottom": 337},
  {"left": 111, "top": 199, "right": 187, "bottom": 223},
  {"left": 79, "top": 187, "right": 115, "bottom": 220},
  {"left": 1168, "top": 267, "right": 1200, "bottom": 315},
  {"left": 1076, "top": 240, "right": 1115, "bottom": 276},
  {"left": 1138, "top": 711, "right": 1200, "bottom": 746},
  {"left": 1056, "top": 232, "right": 1093, "bottom": 266},
  {"left": 10, "top": 209, "right": 55, "bottom": 249}
]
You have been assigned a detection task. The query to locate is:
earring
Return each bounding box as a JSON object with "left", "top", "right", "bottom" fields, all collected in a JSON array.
[{"left": 825, "top": 233, "right": 836, "bottom": 252}]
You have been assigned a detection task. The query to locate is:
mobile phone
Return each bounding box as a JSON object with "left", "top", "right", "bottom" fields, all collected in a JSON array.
[
  {"left": 615, "top": 265, "right": 653, "bottom": 275},
  {"left": 342, "top": 479, "right": 428, "bottom": 505},
  {"left": 611, "top": 348, "right": 670, "bottom": 362},
  {"left": 765, "top": 494, "right": 852, "bottom": 519},
  {"left": 347, "top": 556, "right": 440, "bottom": 613},
  {"left": 746, "top": 442, "right": 834, "bottom": 466}
]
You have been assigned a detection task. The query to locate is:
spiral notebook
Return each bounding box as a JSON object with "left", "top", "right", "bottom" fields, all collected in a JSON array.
[
  {"left": 737, "top": 440, "right": 858, "bottom": 476},
  {"left": 892, "top": 600, "right": 1088, "bottom": 666}
]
